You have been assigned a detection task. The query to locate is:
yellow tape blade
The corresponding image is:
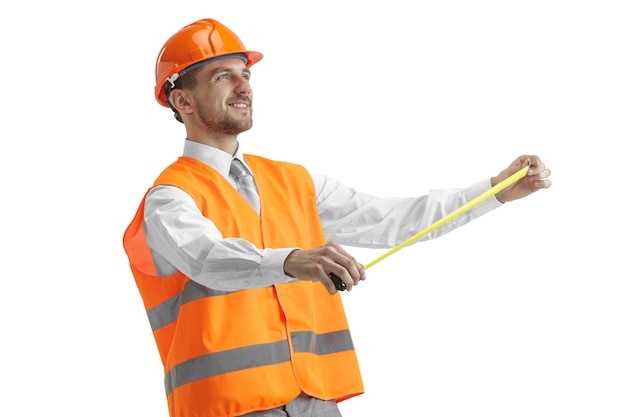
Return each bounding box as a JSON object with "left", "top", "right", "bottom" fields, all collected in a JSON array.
[{"left": 364, "top": 165, "right": 529, "bottom": 270}]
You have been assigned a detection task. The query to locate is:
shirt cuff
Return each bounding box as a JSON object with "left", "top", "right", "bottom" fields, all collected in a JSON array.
[
  {"left": 466, "top": 178, "right": 503, "bottom": 212},
  {"left": 260, "top": 248, "right": 301, "bottom": 284}
]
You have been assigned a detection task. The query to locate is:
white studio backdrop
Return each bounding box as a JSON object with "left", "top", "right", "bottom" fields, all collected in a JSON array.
[{"left": 1, "top": 1, "right": 624, "bottom": 416}]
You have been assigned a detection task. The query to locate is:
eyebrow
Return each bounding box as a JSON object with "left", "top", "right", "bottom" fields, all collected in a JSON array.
[{"left": 209, "top": 66, "right": 251, "bottom": 77}]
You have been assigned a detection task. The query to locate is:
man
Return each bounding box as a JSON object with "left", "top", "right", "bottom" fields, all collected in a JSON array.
[{"left": 123, "top": 18, "right": 552, "bottom": 417}]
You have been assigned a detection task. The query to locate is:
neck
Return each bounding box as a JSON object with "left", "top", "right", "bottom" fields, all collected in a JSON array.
[{"left": 186, "top": 129, "right": 239, "bottom": 155}]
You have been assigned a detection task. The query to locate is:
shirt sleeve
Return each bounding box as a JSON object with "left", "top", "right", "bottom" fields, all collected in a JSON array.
[
  {"left": 143, "top": 185, "right": 298, "bottom": 291},
  {"left": 313, "top": 174, "right": 502, "bottom": 248},
  {"left": 144, "top": 173, "right": 502, "bottom": 291}
]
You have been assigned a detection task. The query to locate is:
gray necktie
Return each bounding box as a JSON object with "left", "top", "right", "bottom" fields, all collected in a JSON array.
[{"left": 230, "top": 158, "right": 261, "bottom": 214}]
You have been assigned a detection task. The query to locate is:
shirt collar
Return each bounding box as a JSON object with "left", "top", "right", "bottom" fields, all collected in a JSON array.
[{"left": 182, "top": 139, "right": 253, "bottom": 179}]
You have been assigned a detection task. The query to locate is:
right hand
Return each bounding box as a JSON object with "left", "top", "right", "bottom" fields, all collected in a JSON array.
[
  {"left": 491, "top": 155, "right": 552, "bottom": 203},
  {"left": 284, "top": 241, "right": 366, "bottom": 295}
]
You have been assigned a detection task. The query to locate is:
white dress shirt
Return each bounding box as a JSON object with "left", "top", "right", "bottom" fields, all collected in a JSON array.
[{"left": 143, "top": 139, "right": 502, "bottom": 291}]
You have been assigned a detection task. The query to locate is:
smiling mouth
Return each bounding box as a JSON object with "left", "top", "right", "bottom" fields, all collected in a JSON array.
[{"left": 230, "top": 103, "right": 248, "bottom": 109}]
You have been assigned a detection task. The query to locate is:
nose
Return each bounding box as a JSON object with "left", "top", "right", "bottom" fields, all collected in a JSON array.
[{"left": 234, "top": 75, "right": 251, "bottom": 96}]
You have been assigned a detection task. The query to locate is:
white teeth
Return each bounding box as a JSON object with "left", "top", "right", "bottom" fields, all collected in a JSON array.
[{"left": 231, "top": 103, "right": 247, "bottom": 108}]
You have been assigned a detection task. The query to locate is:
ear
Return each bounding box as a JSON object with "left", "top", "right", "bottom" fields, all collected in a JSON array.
[{"left": 168, "top": 89, "right": 194, "bottom": 116}]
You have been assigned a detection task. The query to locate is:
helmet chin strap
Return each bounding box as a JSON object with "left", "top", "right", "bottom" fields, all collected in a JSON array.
[
  {"left": 165, "top": 74, "right": 184, "bottom": 123},
  {"left": 166, "top": 97, "right": 184, "bottom": 123}
]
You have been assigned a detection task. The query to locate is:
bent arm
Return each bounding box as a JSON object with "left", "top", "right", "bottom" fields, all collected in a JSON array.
[{"left": 143, "top": 185, "right": 297, "bottom": 291}]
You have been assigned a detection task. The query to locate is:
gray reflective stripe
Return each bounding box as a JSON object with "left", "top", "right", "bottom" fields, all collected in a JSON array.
[
  {"left": 292, "top": 330, "right": 354, "bottom": 354},
  {"left": 146, "top": 281, "right": 234, "bottom": 331},
  {"left": 146, "top": 293, "right": 181, "bottom": 331},
  {"left": 163, "top": 330, "right": 355, "bottom": 395},
  {"left": 164, "top": 340, "right": 291, "bottom": 395}
]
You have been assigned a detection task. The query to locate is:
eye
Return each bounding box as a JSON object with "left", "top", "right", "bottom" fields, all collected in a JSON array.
[{"left": 216, "top": 73, "right": 231, "bottom": 81}]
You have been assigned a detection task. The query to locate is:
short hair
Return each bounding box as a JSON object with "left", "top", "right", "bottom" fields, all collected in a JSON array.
[{"left": 164, "top": 70, "right": 199, "bottom": 123}]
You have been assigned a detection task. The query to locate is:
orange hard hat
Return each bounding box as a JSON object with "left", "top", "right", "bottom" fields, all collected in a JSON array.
[{"left": 154, "top": 18, "right": 263, "bottom": 107}]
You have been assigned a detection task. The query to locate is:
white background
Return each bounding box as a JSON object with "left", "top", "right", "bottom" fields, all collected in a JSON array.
[{"left": 1, "top": 1, "right": 624, "bottom": 416}]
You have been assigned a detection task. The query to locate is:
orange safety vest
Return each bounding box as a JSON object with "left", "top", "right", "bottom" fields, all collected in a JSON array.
[{"left": 123, "top": 155, "right": 364, "bottom": 417}]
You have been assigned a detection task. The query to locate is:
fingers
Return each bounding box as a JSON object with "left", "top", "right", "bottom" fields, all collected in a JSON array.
[
  {"left": 528, "top": 164, "right": 552, "bottom": 190},
  {"left": 524, "top": 155, "right": 552, "bottom": 189},
  {"left": 283, "top": 242, "right": 366, "bottom": 295},
  {"left": 493, "top": 154, "right": 538, "bottom": 188},
  {"left": 494, "top": 155, "right": 552, "bottom": 202},
  {"left": 328, "top": 263, "right": 366, "bottom": 292},
  {"left": 520, "top": 155, "right": 541, "bottom": 171},
  {"left": 324, "top": 242, "right": 365, "bottom": 293}
]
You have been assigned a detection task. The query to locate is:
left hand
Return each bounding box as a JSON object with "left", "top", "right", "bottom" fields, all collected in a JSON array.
[{"left": 492, "top": 155, "right": 552, "bottom": 203}]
